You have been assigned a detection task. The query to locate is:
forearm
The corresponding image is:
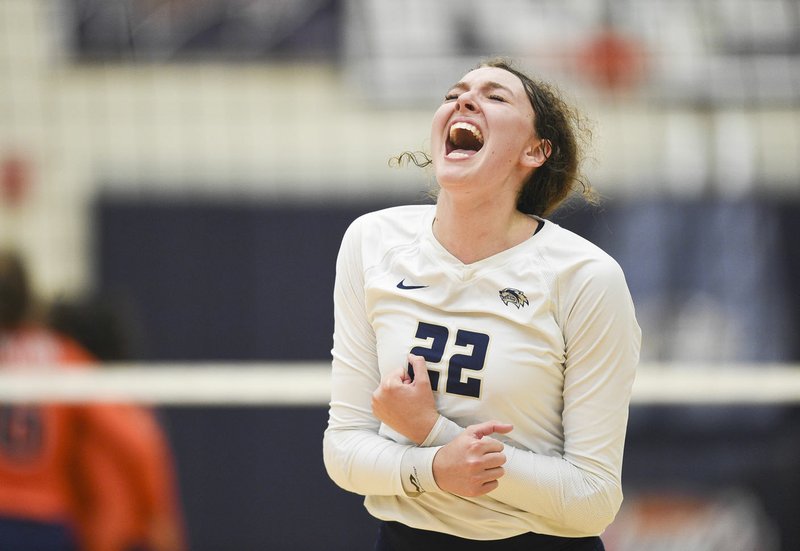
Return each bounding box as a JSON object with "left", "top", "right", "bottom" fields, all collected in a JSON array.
[
  {"left": 490, "top": 446, "right": 621, "bottom": 535},
  {"left": 407, "top": 414, "right": 620, "bottom": 534},
  {"left": 323, "top": 422, "right": 414, "bottom": 497}
]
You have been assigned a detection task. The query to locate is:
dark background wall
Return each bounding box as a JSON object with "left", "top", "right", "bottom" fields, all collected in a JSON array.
[{"left": 94, "top": 198, "right": 404, "bottom": 361}]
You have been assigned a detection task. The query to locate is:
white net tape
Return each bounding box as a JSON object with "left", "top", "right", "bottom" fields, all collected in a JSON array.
[
  {"left": 1, "top": 363, "right": 800, "bottom": 405},
  {"left": 0, "top": 363, "right": 331, "bottom": 405}
]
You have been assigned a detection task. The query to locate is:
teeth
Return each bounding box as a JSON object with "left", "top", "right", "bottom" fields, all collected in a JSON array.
[
  {"left": 447, "top": 151, "right": 471, "bottom": 159},
  {"left": 449, "top": 122, "right": 483, "bottom": 145}
]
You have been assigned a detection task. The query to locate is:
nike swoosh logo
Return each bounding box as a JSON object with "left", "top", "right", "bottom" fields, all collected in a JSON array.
[{"left": 397, "top": 279, "right": 428, "bottom": 290}]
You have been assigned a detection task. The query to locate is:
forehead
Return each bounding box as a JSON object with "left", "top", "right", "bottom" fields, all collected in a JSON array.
[{"left": 454, "top": 66, "right": 525, "bottom": 95}]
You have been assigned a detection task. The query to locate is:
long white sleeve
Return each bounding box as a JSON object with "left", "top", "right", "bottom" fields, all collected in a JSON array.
[
  {"left": 322, "top": 216, "right": 413, "bottom": 497},
  {"left": 489, "top": 257, "right": 640, "bottom": 533}
]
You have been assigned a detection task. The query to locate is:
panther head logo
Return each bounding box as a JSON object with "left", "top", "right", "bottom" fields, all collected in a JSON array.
[{"left": 499, "top": 288, "right": 529, "bottom": 309}]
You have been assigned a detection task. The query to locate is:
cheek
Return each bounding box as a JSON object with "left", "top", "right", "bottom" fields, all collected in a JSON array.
[
  {"left": 498, "top": 118, "right": 536, "bottom": 152},
  {"left": 488, "top": 123, "right": 527, "bottom": 153},
  {"left": 430, "top": 106, "right": 451, "bottom": 148}
]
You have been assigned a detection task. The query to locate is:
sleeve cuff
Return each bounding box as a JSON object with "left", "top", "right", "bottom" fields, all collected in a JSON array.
[
  {"left": 400, "top": 445, "right": 442, "bottom": 497},
  {"left": 419, "top": 415, "right": 462, "bottom": 447}
]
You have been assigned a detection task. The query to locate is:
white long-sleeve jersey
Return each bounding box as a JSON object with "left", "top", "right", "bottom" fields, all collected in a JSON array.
[{"left": 323, "top": 205, "right": 641, "bottom": 540}]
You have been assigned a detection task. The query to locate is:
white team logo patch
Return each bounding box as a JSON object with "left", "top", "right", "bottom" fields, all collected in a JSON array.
[{"left": 499, "top": 288, "right": 529, "bottom": 309}]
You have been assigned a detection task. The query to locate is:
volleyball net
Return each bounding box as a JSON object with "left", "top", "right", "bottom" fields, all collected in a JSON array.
[{"left": 2, "top": 362, "right": 800, "bottom": 406}]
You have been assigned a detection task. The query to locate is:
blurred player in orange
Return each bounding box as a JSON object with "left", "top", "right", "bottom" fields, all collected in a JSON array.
[
  {"left": 0, "top": 249, "right": 186, "bottom": 551},
  {"left": 0, "top": 249, "right": 91, "bottom": 549},
  {"left": 48, "top": 292, "right": 188, "bottom": 551}
]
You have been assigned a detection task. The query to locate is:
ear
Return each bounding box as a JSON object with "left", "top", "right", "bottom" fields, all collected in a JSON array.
[{"left": 521, "top": 138, "right": 552, "bottom": 168}]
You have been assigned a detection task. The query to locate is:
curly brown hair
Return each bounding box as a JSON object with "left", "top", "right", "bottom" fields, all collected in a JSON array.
[{"left": 393, "top": 58, "right": 595, "bottom": 217}]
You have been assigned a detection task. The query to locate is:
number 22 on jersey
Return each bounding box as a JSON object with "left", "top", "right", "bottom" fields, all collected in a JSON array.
[{"left": 409, "top": 321, "right": 489, "bottom": 399}]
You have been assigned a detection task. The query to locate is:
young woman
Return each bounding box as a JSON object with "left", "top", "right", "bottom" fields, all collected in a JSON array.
[{"left": 323, "top": 58, "right": 641, "bottom": 551}]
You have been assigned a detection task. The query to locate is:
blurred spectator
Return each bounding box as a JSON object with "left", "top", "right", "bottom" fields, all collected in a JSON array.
[{"left": 0, "top": 249, "right": 186, "bottom": 551}]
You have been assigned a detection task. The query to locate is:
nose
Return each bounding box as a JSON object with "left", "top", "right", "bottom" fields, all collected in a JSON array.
[{"left": 455, "top": 92, "right": 477, "bottom": 112}]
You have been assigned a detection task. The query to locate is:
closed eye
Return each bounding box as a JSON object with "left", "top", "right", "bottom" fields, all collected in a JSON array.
[
  {"left": 488, "top": 94, "right": 507, "bottom": 102},
  {"left": 444, "top": 93, "right": 459, "bottom": 101}
]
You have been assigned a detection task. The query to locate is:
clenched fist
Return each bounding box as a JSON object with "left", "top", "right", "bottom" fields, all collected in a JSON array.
[
  {"left": 432, "top": 421, "right": 513, "bottom": 497},
  {"left": 372, "top": 354, "right": 439, "bottom": 444}
]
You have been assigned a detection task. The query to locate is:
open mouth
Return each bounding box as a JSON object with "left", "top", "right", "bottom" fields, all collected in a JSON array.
[{"left": 446, "top": 122, "right": 484, "bottom": 159}]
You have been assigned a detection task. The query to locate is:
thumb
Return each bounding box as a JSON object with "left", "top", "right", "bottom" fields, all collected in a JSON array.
[
  {"left": 407, "top": 353, "right": 430, "bottom": 384},
  {"left": 469, "top": 420, "right": 514, "bottom": 439}
]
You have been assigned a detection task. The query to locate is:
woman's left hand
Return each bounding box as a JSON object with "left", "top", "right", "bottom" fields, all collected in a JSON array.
[{"left": 371, "top": 354, "right": 439, "bottom": 445}]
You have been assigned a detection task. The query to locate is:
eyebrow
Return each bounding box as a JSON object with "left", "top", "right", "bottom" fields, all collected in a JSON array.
[{"left": 449, "top": 80, "right": 516, "bottom": 96}]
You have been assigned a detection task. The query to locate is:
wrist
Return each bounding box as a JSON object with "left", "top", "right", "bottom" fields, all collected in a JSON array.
[
  {"left": 411, "top": 411, "right": 440, "bottom": 445},
  {"left": 401, "top": 445, "right": 442, "bottom": 496}
]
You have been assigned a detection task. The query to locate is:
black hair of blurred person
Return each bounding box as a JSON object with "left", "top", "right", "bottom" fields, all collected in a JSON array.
[
  {"left": 0, "top": 250, "right": 31, "bottom": 329},
  {"left": 48, "top": 293, "right": 141, "bottom": 362}
]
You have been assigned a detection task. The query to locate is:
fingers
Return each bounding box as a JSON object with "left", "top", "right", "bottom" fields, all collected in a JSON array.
[
  {"left": 482, "top": 465, "right": 506, "bottom": 483},
  {"left": 468, "top": 420, "right": 514, "bottom": 439},
  {"left": 372, "top": 368, "right": 406, "bottom": 412},
  {"left": 372, "top": 358, "right": 439, "bottom": 444},
  {"left": 480, "top": 450, "right": 507, "bottom": 470},
  {"left": 463, "top": 464, "right": 506, "bottom": 496},
  {"left": 479, "top": 479, "right": 500, "bottom": 493},
  {"left": 432, "top": 434, "right": 509, "bottom": 497},
  {"left": 453, "top": 456, "right": 507, "bottom": 497},
  {"left": 379, "top": 367, "right": 407, "bottom": 387},
  {"left": 406, "top": 353, "right": 429, "bottom": 384}
]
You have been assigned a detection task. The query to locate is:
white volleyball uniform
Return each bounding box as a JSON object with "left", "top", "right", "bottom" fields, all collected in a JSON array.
[{"left": 323, "top": 205, "right": 641, "bottom": 540}]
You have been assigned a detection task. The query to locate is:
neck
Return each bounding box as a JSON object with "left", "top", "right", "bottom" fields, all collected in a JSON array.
[{"left": 433, "top": 192, "right": 537, "bottom": 264}]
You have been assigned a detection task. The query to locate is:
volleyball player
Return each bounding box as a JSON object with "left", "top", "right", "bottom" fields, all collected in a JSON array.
[
  {"left": 323, "top": 58, "right": 641, "bottom": 550},
  {"left": 0, "top": 250, "right": 185, "bottom": 551},
  {"left": 0, "top": 251, "right": 94, "bottom": 550}
]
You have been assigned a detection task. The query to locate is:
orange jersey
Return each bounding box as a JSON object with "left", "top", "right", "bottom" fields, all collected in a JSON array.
[
  {"left": 0, "top": 326, "right": 93, "bottom": 523},
  {"left": 75, "top": 404, "right": 186, "bottom": 551},
  {"left": 0, "top": 326, "right": 186, "bottom": 551}
]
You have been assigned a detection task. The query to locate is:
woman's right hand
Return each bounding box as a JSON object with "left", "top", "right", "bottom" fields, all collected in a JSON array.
[
  {"left": 371, "top": 354, "right": 439, "bottom": 444},
  {"left": 432, "top": 421, "right": 513, "bottom": 497}
]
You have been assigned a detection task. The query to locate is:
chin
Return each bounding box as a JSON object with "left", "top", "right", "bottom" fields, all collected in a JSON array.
[{"left": 435, "top": 169, "right": 480, "bottom": 191}]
